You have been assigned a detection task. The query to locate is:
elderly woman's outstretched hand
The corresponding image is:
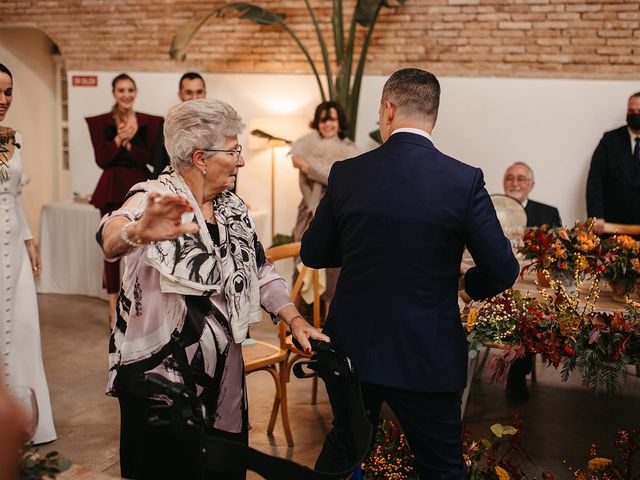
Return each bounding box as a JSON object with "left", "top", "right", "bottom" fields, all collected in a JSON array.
[{"left": 135, "top": 192, "right": 200, "bottom": 243}]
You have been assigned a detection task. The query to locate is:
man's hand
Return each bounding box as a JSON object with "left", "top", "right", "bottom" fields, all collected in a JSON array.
[
  {"left": 592, "top": 218, "right": 605, "bottom": 234},
  {"left": 458, "top": 262, "right": 472, "bottom": 303}
]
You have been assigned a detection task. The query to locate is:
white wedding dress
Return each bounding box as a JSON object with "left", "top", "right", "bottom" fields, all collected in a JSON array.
[{"left": 0, "top": 132, "right": 56, "bottom": 443}]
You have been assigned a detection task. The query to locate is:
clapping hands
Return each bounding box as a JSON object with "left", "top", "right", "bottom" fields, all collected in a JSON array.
[{"left": 116, "top": 122, "right": 137, "bottom": 151}]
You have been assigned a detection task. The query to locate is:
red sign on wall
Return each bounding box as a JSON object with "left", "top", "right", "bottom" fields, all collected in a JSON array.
[{"left": 72, "top": 75, "right": 98, "bottom": 87}]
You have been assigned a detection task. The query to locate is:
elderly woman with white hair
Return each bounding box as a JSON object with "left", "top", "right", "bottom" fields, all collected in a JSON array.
[{"left": 97, "top": 98, "right": 328, "bottom": 480}]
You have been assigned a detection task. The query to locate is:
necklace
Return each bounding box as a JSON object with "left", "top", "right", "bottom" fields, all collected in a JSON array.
[{"left": 204, "top": 202, "right": 215, "bottom": 223}]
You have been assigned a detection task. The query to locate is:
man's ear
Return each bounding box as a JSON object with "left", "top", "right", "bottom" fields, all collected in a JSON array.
[{"left": 384, "top": 101, "right": 395, "bottom": 124}]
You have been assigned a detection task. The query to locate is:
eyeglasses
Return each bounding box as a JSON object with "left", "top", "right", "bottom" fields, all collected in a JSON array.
[
  {"left": 203, "top": 145, "right": 243, "bottom": 164},
  {"left": 504, "top": 175, "right": 531, "bottom": 184}
]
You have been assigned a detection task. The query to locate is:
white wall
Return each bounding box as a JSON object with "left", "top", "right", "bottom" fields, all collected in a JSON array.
[
  {"left": 0, "top": 27, "right": 58, "bottom": 240},
  {"left": 69, "top": 71, "right": 639, "bottom": 242}
]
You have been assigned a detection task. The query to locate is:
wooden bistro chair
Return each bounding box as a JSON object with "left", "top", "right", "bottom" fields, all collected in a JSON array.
[
  {"left": 242, "top": 321, "right": 293, "bottom": 447},
  {"left": 265, "top": 242, "right": 324, "bottom": 405}
]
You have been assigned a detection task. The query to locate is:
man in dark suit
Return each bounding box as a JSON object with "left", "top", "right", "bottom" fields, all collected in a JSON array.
[
  {"left": 587, "top": 91, "right": 640, "bottom": 234},
  {"left": 503, "top": 161, "right": 562, "bottom": 398},
  {"left": 301, "top": 69, "right": 519, "bottom": 479}
]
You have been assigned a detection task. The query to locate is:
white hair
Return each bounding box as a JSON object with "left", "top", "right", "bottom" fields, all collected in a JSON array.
[
  {"left": 505, "top": 162, "right": 535, "bottom": 182},
  {"left": 164, "top": 98, "right": 245, "bottom": 171}
]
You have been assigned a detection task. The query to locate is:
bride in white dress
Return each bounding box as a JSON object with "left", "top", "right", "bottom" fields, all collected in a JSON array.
[{"left": 0, "top": 63, "right": 56, "bottom": 444}]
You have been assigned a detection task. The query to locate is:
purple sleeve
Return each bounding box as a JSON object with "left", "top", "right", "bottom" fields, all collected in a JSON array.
[{"left": 258, "top": 261, "right": 293, "bottom": 322}]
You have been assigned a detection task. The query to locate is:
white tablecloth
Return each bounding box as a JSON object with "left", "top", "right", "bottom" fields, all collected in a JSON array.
[
  {"left": 36, "top": 202, "right": 270, "bottom": 300},
  {"left": 37, "top": 200, "right": 106, "bottom": 299}
]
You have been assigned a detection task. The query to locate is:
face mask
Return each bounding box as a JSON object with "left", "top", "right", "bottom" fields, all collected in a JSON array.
[{"left": 626, "top": 113, "right": 640, "bottom": 131}]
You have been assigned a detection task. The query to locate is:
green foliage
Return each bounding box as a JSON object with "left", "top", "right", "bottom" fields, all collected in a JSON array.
[
  {"left": 169, "top": 1, "right": 409, "bottom": 140},
  {"left": 270, "top": 233, "right": 294, "bottom": 248},
  {"left": 19, "top": 444, "right": 71, "bottom": 480}
]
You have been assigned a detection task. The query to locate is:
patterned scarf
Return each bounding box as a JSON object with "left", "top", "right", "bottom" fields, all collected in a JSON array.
[{"left": 130, "top": 168, "right": 261, "bottom": 343}]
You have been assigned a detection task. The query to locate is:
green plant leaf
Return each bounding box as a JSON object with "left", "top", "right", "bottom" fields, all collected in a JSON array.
[
  {"left": 170, "top": 3, "right": 286, "bottom": 61},
  {"left": 355, "top": 0, "right": 407, "bottom": 26},
  {"left": 169, "top": 10, "right": 218, "bottom": 61},
  {"left": 490, "top": 423, "right": 518, "bottom": 437},
  {"left": 369, "top": 129, "right": 382, "bottom": 144}
]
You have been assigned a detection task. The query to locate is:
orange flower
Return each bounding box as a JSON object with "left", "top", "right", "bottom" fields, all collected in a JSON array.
[
  {"left": 495, "top": 466, "right": 510, "bottom": 480},
  {"left": 466, "top": 308, "right": 478, "bottom": 332},
  {"left": 588, "top": 457, "right": 612, "bottom": 471},
  {"left": 552, "top": 240, "right": 566, "bottom": 258},
  {"left": 579, "top": 256, "right": 589, "bottom": 271},
  {"left": 558, "top": 229, "right": 570, "bottom": 241},
  {"left": 576, "top": 233, "right": 597, "bottom": 252},
  {"left": 615, "top": 235, "right": 638, "bottom": 250}
]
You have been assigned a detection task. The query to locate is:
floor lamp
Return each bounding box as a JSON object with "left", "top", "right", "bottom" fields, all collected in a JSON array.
[{"left": 249, "top": 129, "right": 291, "bottom": 242}]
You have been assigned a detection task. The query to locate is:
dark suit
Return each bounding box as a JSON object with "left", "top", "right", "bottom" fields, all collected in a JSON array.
[
  {"left": 525, "top": 199, "right": 562, "bottom": 228},
  {"left": 301, "top": 132, "right": 519, "bottom": 479},
  {"left": 587, "top": 125, "right": 640, "bottom": 223}
]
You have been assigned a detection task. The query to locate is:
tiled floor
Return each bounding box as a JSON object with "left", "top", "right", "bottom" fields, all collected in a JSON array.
[{"left": 37, "top": 293, "right": 640, "bottom": 478}]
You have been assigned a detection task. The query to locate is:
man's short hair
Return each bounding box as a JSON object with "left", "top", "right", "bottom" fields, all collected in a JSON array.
[
  {"left": 629, "top": 92, "right": 640, "bottom": 101},
  {"left": 381, "top": 68, "right": 440, "bottom": 120},
  {"left": 179, "top": 72, "right": 206, "bottom": 90}
]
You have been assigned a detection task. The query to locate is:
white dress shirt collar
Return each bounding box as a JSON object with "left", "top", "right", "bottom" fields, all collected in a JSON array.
[{"left": 390, "top": 127, "right": 433, "bottom": 143}]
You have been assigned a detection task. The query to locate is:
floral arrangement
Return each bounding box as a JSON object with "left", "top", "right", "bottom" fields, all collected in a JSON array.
[
  {"left": 361, "top": 419, "right": 419, "bottom": 479},
  {"left": 560, "top": 304, "right": 640, "bottom": 395},
  {"left": 363, "top": 419, "right": 639, "bottom": 480},
  {"left": 19, "top": 443, "right": 71, "bottom": 480},
  {"left": 362, "top": 416, "right": 555, "bottom": 479},
  {"left": 600, "top": 235, "right": 640, "bottom": 298},
  {"left": 519, "top": 221, "right": 602, "bottom": 283},
  {"left": 567, "top": 428, "right": 639, "bottom": 479},
  {"left": 465, "top": 285, "right": 640, "bottom": 394},
  {"left": 0, "top": 126, "right": 20, "bottom": 183}
]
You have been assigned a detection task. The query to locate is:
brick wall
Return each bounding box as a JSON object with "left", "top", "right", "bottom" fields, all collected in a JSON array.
[{"left": 1, "top": 0, "right": 639, "bottom": 79}]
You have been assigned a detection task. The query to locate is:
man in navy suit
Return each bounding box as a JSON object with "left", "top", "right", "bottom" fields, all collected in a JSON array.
[
  {"left": 503, "top": 162, "right": 561, "bottom": 398},
  {"left": 301, "top": 69, "right": 519, "bottom": 479},
  {"left": 587, "top": 91, "right": 640, "bottom": 234}
]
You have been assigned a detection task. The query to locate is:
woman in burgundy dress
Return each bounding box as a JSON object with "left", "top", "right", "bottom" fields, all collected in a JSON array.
[{"left": 87, "top": 73, "right": 162, "bottom": 329}]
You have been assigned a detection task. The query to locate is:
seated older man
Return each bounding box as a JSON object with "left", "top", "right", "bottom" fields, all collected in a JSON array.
[
  {"left": 503, "top": 162, "right": 561, "bottom": 229},
  {"left": 503, "top": 161, "right": 562, "bottom": 399}
]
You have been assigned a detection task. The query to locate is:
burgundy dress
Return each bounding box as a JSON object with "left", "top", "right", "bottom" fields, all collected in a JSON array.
[{"left": 86, "top": 111, "right": 163, "bottom": 292}]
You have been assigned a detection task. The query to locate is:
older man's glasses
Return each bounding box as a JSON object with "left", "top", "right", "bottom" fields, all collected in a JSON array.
[
  {"left": 203, "top": 145, "right": 243, "bottom": 164},
  {"left": 504, "top": 175, "right": 531, "bottom": 184}
]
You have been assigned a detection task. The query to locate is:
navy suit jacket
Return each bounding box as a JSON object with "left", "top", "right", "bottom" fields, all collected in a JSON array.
[
  {"left": 525, "top": 199, "right": 562, "bottom": 228},
  {"left": 587, "top": 125, "right": 640, "bottom": 223},
  {"left": 301, "top": 133, "right": 519, "bottom": 392}
]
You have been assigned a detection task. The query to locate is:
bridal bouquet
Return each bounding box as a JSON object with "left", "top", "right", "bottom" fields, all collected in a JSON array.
[{"left": 0, "top": 126, "right": 20, "bottom": 182}]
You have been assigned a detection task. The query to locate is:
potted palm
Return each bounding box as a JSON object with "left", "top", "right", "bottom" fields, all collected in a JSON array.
[{"left": 169, "top": 1, "right": 408, "bottom": 140}]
